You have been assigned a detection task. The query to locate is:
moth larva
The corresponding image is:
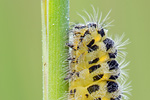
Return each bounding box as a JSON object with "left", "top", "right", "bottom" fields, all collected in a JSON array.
[{"left": 66, "top": 6, "right": 131, "bottom": 100}]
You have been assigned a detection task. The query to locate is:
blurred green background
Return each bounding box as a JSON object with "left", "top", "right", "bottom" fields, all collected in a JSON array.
[{"left": 0, "top": 0, "right": 149, "bottom": 100}]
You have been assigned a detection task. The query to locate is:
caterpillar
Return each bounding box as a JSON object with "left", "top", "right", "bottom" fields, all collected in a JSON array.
[{"left": 65, "top": 6, "right": 131, "bottom": 100}]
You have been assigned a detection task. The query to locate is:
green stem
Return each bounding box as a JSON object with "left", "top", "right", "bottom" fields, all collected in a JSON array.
[{"left": 41, "top": 0, "right": 69, "bottom": 100}]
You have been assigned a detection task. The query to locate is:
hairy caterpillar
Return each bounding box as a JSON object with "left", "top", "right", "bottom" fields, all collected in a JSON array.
[{"left": 65, "top": 6, "right": 131, "bottom": 100}]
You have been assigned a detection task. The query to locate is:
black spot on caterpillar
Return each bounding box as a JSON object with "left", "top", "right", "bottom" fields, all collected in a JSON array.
[
  {"left": 103, "top": 38, "right": 114, "bottom": 51},
  {"left": 109, "top": 73, "right": 120, "bottom": 80},
  {"left": 89, "top": 64, "right": 101, "bottom": 73},
  {"left": 93, "top": 74, "right": 104, "bottom": 81},
  {"left": 107, "top": 60, "right": 119, "bottom": 70},
  {"left": 89, "top": 58, "right": 99, "bottom": 64},
  {"left": 87, "top": 39, "right": 95, "bottom": 47},
  {"left": 107, "top": 81, "right": 118, "bottom": 93},
  {"left": 98, "top": 29, "right": 105, "bottom": 37},
  {"left": 87, "top": 84, "right": 100, "bottom": 94},
  {"left": 88, "top": 45, "right": 99, "bottom": 53},
  {"left": 85, "top": 94, "right": 89, "bottom": 98}
]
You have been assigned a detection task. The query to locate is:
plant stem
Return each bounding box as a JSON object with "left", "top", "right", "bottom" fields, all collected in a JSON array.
[{"left": 41, "top": 0, "right": 69, "bottom": 100}]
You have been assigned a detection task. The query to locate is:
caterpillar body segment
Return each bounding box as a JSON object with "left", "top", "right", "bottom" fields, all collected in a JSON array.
[{"left": 69, "top": 81, "right": 121, "bottom": 100}]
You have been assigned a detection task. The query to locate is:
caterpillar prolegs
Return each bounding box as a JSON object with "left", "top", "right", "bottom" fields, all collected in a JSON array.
[{"left": 66, "top": 7, "right": 131, "bottom": 100}]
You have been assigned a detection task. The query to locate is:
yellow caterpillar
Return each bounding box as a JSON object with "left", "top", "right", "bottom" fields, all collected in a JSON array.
[{"left": 66, "top": 7, "right": 131, "bottom": 100}]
